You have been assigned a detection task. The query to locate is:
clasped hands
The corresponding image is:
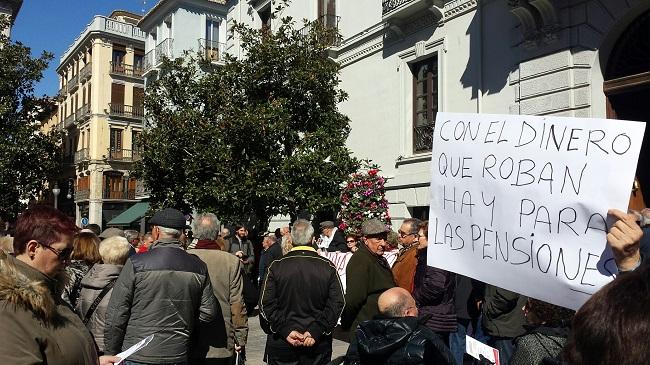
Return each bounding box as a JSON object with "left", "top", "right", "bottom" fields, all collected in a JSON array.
[{"left": 286, "top": 330, "right": 315, "bottom": 347}]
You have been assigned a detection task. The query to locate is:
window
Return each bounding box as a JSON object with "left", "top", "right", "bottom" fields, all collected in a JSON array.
[
  {"left": 259, "top": 7, "right": 271, "bottom": 29},
  {"left": 110, "top": 128, "right": 123, "bottom": 153},
  {"left": 112, "top": 44, "right": 126, "bottom": 73},
  {"left": 318, "top": 0, "right": 336, "bottom": 27},
  {"left": 205, "top": 18, "right": 220, "bottom": 60},
  {"left": 132, "top": 130, "right": 141, "bottom": 153},
  {"left": 411, "top": 55, "right": 438, "bottom": 153},
  {"left": 111, "top": 83, "right": 125, "bottom": 115},
  {"left": 134, "top": 50, "right": 144, "bottom": 73},
  {"left": 133, "top": 87, "right": 144, "bottom": 117}
]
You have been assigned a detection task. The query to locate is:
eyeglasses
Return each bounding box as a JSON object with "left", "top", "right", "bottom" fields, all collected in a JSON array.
[
  {"left": 346, "top": 240, "right": 356, "bottom": 244},
  {"left": 39, "top": 242, "right": 73, "bottom": 261},
  {"left": 398, "top": 230, "right": 418, "bottom": 238}
]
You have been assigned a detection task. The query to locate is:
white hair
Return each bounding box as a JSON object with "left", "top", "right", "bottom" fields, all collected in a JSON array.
[
  {"left": 158, "top": 226, "right": 181, "bottom": 238},
  {"left": 99, "top": 236, "right": 131, "bottom": 265},
  {"left": 290, "top": 219, "right": 314, "bottom": 246},
  {"left": 194, "top": 213, "right": 219, "bottom": 240}
]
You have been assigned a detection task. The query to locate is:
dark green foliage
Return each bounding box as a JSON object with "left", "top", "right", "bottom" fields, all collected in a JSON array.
[
  {"left": 0, "top": 16, "right": 62, "bottom": 221},
  {"left": 135, "top": 11, "right": 359, "bottom": 229}
]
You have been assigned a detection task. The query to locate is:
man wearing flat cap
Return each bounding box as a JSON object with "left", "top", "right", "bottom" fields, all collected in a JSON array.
[
  {"left": 104, "top": 208, "right": 222, "bottom": 365},
  {"left": 341, "top": 218, "right": 396, "bottom": 361},
  {"left": 318, "top": 221, "right": 348, "bottom": 253}
]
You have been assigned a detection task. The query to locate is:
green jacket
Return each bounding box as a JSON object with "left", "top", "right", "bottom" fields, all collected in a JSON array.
[
  {"left": 341, "top": 244, "right": 395, "bottom": 331},
  {"left": 482, "top": 284, "right": 527, "bottom": 338}
]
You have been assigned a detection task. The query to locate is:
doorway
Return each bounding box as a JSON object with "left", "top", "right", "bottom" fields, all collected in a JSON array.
[{"left": 604, "top": 10, "right": 650, "bottom": 208}]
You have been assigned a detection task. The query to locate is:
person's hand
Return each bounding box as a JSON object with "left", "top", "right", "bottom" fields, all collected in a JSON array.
[
  {"left": 99, "top": 356, "right": 122, "bottom": 365},
  {"left": 286, "top": 330, "right": 305, "bottom": 346},
  {"left": 302, "top": 331, "right": 315, "bottom": 347},
  {"left": 234, "top": 344, "right": 243, "bottom": 352},
  {"left": 607, "top": 209, "right": 643, "bottom": 271},
  {"left": 235, "top": 250, "right": 244, "bottom": 258}
]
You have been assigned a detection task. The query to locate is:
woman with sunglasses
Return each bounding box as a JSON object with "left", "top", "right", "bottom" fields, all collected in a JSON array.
[
  {"left": 346, "top": 234, "right": 359, "bottom": 253},
  {"left": 0, "top": 205, "right": 120, "bottom": 365}
]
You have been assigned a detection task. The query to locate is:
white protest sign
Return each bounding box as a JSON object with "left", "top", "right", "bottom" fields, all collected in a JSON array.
[
  {"left": 466, "top": 335, "right": 499, "bottom": 365},
  {"left": 427, "top": 112, "right": 645, "bottom": 309},
  {"left": 319, "top": 249, "right": 399, "bottom": 293},
  {"left": 115, "top": 334, "right": 154, "bottom": 364}
]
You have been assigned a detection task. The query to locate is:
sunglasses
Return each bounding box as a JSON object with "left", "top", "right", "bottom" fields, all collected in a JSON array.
[
  {"left": 346, "top": 240, "right": 356, "bottom": 243},
  {"left": 39, "top": 242, "right": 73, "bottom": 261}
]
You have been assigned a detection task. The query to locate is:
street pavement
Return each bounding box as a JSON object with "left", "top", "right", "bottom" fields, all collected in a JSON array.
[{"left": 243, "top": 310, "right": 349, "bottom": 364}]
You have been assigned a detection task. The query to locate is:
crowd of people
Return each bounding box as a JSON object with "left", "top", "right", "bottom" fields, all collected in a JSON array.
[{"left": 0, "top": 203, "right": 647, "bottom": 365}]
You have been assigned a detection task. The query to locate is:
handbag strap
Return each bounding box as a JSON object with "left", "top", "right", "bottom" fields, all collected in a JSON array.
[{"left": 83, "top": 279, "right": 117, "bottom": 325}]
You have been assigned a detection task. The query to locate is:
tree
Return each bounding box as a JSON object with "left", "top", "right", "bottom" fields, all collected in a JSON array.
[
  {"left": 0, "top": 16, "right": 61, "bottom": 221},
  {"left": 135, "top": 8, "right": 359, "bottom": 230}
]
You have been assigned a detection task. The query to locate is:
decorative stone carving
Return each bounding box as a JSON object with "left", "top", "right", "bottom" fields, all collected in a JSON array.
[{"left": 509, "top": 0, "right": 561, "bottom": 48}]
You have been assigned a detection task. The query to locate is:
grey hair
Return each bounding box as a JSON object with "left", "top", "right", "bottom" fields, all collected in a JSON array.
[
  {"left": 124, "top": 229, "right": 139, "bottom": 243},
  {"left": 381, "top": 291, "right": 411, "bottom": 317},
  {"left": 290, "top": 219, "right": 314, "bottom": 246},
  {"left": 158, "top": 226, "right": 181, "bottom": 238},
  {"left": 402, "top": 218, "right": 422, "bottom": 234},
  {"left": 194, "top": 213, "right": 219, "bottom": 240},
  {"left": 99, "top": 236, "right": 131, "bottom": 265},
  {"left": 264, "top": 234, "right": 277, "bottom": 244}
]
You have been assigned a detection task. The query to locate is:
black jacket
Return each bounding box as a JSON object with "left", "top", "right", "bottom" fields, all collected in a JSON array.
[
  {"left": 104, "top": 239, "right": 220, "bottom": 364},
  {"left": 327, "top": 228, "right": 349, "bottom": 252},
  {"left": 258, "top": 242, "right": 283, "bottom": 283},
  {"left": 259, "top": 246, "right": 345, "bottom": 357},
  {"left": 357, "top": 316, "right": 456, "bottom": 365},
  {"left": 412, "top": 248, "right": 457, "bottom": 333},
  {"left": 482, "top": 285, "right": 527, "bottom": 339}
]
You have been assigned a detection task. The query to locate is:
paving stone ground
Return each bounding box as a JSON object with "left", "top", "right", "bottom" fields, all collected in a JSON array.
[{"left": 242, "top": 311, "right": 349, "bottom": 365}]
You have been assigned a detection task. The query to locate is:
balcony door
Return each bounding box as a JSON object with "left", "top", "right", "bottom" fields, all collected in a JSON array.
[
  {"left": 318, "top": 0, "right": 336, "bottom": 27},
  {"left": 111, "top": 83, "right": 125, "bottom": 116},
  {"left": 110, "top": 128, "right": 123, "bottom": 159}
]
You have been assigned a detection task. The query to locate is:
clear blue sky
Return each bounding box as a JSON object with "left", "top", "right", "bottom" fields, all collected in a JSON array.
[{"left": 11, "top": 0, "right": 153, "bottom": 97}]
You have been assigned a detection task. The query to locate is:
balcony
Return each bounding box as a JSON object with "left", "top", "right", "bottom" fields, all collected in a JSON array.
[
  {"left": 143, "top": 49, "right": 155, "bottom": 74},
  {"left": 68, "top": 74, "right": 79, "bottom": 92},
  {"left": 109, "top": 62, "right": 144, "bottom": 79},
  {"left": 382, "top": 0, "right": 444, "bottom": 29},
  {"left": 155, "top": 38, "right": 173, "bottom": 65},
  {"left": 299, "top": 14, "right": 342, "bottom": 47},
  {"left": 58, "top": 85, "right": 67, "bottom": 99},
  {"left": 413, "top": 122, "right": 434, "bottom": 153},
  {"left": 107, "top": 148, "right": 142, "bottom": 162},
  {"left": 75, "top": 189, "right": 90, "bottom": 201},
  {"left": 198, "top": 39, "right": 226, "bottom": 63},
  {"left": 76, "top": 104, "right": 91, "bottom": 122},
  {"left": 103, "top": 189, "right": 136, "bottom": 200},
  {"left": 79, "top": 62, "right": 92, "bottom": 82},
  {"left": 108, "top": 103, "right": 144, "bottom": 120},
  {"left": 63, "top": 113, "right": 75, "bottom": 129},
  {"left": 74, "top": 148, "right": 90, "bottom": 164}
]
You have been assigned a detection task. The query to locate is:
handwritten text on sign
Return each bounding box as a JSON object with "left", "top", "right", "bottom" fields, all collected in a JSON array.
[{"left": 427, "top": 112, "right": 646, "bottom": 310}]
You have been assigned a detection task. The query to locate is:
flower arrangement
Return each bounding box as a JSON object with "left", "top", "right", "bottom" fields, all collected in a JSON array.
[{"left": 338, "top": 161, "right": 391, "bottom": 236}]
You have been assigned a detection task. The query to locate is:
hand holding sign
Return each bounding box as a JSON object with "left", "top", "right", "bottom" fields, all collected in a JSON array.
[{"left": 607, "top": 209, "right": 643, "bottom": 271}]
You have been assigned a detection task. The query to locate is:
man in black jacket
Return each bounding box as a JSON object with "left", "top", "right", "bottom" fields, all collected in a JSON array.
[
  {"left": 104, "top": 208, "right": 221, "bottom": 365},
  {"left": 357, "top": 287, "right": 455, "bottom": 365},
  {"left": 319, "top": 221, "right": 348, "bottom": 252},
  {"left": 259, "top": 219, "right": 345, "bottom": 365}
]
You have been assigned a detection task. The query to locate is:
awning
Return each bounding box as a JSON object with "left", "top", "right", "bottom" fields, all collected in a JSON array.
[{"left": 106, "top": 202, "right": 150, "bottom": 226}]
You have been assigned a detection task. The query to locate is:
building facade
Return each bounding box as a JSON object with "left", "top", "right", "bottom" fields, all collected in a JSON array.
[
  {"left": 56, "top": 10, "right": 147, "bottom": 228},
  {"left": 0, "top": 0, "right": 22, "bottom": 36},
  {"left": 232, "top": 0, "right": 650, "bottom": 225},
  {"left": 138, "top": 0, "right": 230, "bottom": 81}
]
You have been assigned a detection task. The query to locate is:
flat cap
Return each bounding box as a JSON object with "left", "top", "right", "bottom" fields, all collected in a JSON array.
[
  {"left": 99, "top": 227, "right": 125, "bottom": 239},
  {"left": 361, "top": 218, "right": 389, "bottom": 236},
  {"left": 148, "top": 208, "right": 187, "bottom": 230},
  {"left": 319, "top": 221, "right": 336, "bottom": 229}
]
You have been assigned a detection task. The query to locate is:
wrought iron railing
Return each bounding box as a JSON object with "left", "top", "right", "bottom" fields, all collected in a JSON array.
[
  {"left": 103, "top": 189, "right": 136, "bottom": 200},
  {"left": 74, "top": 148, "right": 90, "bottom": 163},
  {"left": 109, "top": 62, "right": 144, "bottom": 78},
  {"left": 63, "top": 113, "right": 75, "bottom": 128},
  {"left": 76, "top": 104, "right": 91, "bottom": 121},
  {"left": 198, "top": 39, "right": 226, "bottom": 62},
  {"left": 58, "top": 85, "right": 67, "bottom": 98},
  {"left": 143, "top": 49, "right": 155, "bottom": 73},
  {"left": 68, "top": 74, "right": 79, "bottom": 91},
  {"left": 108, "top": 103, "right": 144, "bottom": 119},
  {"left": 79, "top": 62, "right": 92, "bottom": 82},
  {"left": 382, "top": 0, "right": 414, "bottom": 15},
  {"left": 299, "top": 14, "right": 341, "bottom": 46},
  {"left": 154, "top": 38, "right": 173, "bottom": 65},
  {"left": 75, "top": 189, "right": 90, "bottom": 201},
  {"left": 107, "top": 148, "right": 142, "bottom": 162},
  {"left": 413, "top": 122, "right": 434, "bottom": 153}
]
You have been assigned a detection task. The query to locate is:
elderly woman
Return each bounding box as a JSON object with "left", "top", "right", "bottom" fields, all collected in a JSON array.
[
  {"left": 77, "top": 236, "right": 131, "bottom": 354},
  {"left": 0, "top": 205, "right": 119, "bottom": 364},
  {"left": 62, "top": 231, "right": 102, "bottom": 308}
]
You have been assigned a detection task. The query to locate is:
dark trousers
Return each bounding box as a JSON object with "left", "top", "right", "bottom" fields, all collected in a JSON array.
[
  {"left": 487, "top": 337, "right": 515, "bottom": 365},
  {"left": 267, "top": 349, "right": 332, "bottom": 365}
]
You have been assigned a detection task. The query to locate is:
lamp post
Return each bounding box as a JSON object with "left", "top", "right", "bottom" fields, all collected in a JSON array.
[{"left": 52, "top": 183, "right": 60, "bottom": 210}]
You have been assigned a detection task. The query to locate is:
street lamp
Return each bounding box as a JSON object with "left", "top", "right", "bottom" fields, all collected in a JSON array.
[{"left": 52, "top": 183, "right": 60, "bottom": 210}]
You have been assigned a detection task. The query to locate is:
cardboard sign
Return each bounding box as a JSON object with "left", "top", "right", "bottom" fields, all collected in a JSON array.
[
  {"left": 427, "top": 112, "right": 646, "bottom": 309},
  {"left": 466, "top": 335, "right": 499, "bottom": 365}
]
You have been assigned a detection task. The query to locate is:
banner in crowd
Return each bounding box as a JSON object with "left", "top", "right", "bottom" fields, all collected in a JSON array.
[
  {"left": 319, "top": 249, "right": 398, "bottom": 293},
  {"left": 427, "top": 112, "right": 646, "bottom": 310}
]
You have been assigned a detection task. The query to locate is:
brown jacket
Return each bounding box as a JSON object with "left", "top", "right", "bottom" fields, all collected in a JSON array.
[
  {"left": 189, "top": 246, "right": 248, "bottom": 359},
  {"left": 0, "top": 252, "right": 99, "bottom": 364},
  {"left": 392, "top": 245, "right": 419, "bottom": 292}
]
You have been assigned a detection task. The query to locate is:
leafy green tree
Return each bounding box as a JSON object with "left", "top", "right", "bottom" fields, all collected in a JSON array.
[
  {"left": 135, "top": 10, "right": 359, "bottom": 229},
  {"left": 0, "top": 16, "right": 61, "bottom": 221}
]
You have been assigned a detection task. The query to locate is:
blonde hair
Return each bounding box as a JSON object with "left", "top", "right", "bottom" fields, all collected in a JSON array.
[{"left": 99, "top": 236, "right": 131, "bottom": 265}]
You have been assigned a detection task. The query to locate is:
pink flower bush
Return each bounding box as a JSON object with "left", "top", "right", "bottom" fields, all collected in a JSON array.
[{"left": 338, "top": 161, "right": 391, "bottom": 235}]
